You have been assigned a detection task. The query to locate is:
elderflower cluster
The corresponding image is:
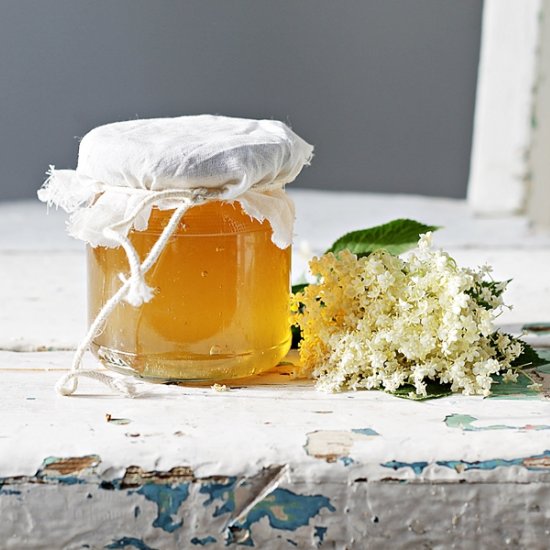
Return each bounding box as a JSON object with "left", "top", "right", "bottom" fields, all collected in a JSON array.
[{"left": 292, "top": 233, "right": 523, "bottom": 397}]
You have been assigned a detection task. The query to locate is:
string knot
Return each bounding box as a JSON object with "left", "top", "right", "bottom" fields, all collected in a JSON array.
[{"left": 120, "top": 272, "right": 155, "bottom": 307}]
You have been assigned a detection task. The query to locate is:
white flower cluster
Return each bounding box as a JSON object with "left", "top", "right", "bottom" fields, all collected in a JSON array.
[{"left": 292, "top": 233, "right": 523, "bottom": 397}]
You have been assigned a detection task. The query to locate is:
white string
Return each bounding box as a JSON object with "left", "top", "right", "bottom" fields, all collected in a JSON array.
[
  {"left": 57, "top": 190, "right": 210, "bottom": 397},
  {"left": 56, "top": 182, "right": 286, "bottom": 397}
]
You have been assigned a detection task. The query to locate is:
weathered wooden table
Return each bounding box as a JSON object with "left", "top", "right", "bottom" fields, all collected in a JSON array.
[{"left": 1, "top": 191, "right": 550, "bottom": 549}]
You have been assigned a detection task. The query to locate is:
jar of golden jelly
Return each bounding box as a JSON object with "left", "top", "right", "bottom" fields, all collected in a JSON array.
[
  {"left": 88, "top": 200, "right": 292, "bottom": 381},
  {"left": 38, "top": 115, "right": 313, "bottom": 388}
]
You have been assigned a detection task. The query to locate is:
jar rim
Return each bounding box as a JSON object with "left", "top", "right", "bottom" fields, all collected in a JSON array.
[{"left": 137, "top": 201, "right": 273, "bottom": 236}]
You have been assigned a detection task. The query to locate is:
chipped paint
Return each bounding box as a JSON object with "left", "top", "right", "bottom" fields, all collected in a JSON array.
[
  {"left": 351, "top": 428, "right": 379, "bottom": 436},
  {"left": 231, "top": 465, "right": 289, "bottom": 525},
  {"left": 382, "top": 451, "right": 550, "bottom": 476},
  {"left": 40, "top": 455, "right": 100, "bottom": 476},
  {"left": 106, "top": 537, "right": 156, "bottom": 550},
  {"left": 438, "top": 451, "right": 550, "bottom": 473},
  {"left": 445, "top": 413, "right": 550, "bottom": 432},
  {"left": 0, "top": 488, "right": 21, "bottom": 496},
  {"left": 314, "top": 526, "right": 328, "bottom": 544},
  {"left": 226, "top": 488, "right": 336, "bottom": 546},
  {"left": 304, "top": 428, "right": 379, "bottom": 462},
  {"left": 37, "top": 455, "right": 100, "bottom": 485},
  {"left": 135, "top": 483, "right": 189, "bottom": 533},
  {"left": 121, "top": 465, "right": 194, "bottom": 488},
  {"left": 199, "top": 477, "right": 237, "bottom": 517},
  {"left": 381, "top": 460, "right": 429, "bottom": 475},
  {"left": 105, "top": 413, "right": 132, "bottom": 425},
  {"left": 190, "top": 535, "right": 217, "bottom": 546}
]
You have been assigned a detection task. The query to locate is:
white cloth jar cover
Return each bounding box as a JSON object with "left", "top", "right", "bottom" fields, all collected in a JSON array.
[{"left": 38, "top": 115, "right": 314, "bottom": 397}]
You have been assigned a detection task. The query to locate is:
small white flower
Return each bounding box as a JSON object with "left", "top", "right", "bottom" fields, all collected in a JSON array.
[{"left": 502, "top": 370, "right": 519, "bottom": 383}]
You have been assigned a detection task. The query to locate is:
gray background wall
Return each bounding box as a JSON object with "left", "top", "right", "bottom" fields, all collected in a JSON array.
[{"left": 0, "top": 0, "right": 482, "bottom": 202}]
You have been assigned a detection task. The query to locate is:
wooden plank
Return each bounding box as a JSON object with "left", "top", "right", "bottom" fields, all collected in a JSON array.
[
  {"left": 1, "top": 350, "right": 550, "bottom": 547},
  {"left": 468, "top": 0, "right": 543, "bottom": 215},
  {"left": 527, "top": 0, "right": 550, "bottom": 228}
]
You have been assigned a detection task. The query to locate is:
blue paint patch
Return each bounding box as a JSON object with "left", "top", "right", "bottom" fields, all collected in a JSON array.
[
  {"left": 0, "top": 489, "right": 21, "bottom": 495},
  {"left": 338, "top": 457, "right": 354, "bottom": 467},
  {"left": 438, "top": 450, "right": 550, "bottom": 472},
  {"left": 445, "top": 413, "right": 550, "bottom": 432},
  {"left": 190, "top": 536, "right": 217, "bottom": 546},
  {"left": 42, "top": 475, "right": 86, "bottom": 486},
  {"left": 314, "top": 526, "right": 327, "bottom": 544},
  {"left": 227, "top": 488, "right": 336, "bottom": 546},
  {"left": 105, "top": 536, "right": 157, "bottom": 550},
  {"left": 381, "top": 460, "right": 429, "bottom": 475},
  {"left": 383, "top": 450, "right": 550, "bottom": 476},
  {"left": 136, "top": 483, "right": 189, "bottom": 533},
  {"left": 199, "top": 477, "right": 237, "bottom": 518},
  {"left": 351, "top": 428, "right": 379, "bottom": 437}
]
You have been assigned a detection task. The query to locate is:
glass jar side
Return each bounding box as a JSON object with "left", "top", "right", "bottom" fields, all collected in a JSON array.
[{"left": 87, "top": 201, "right": 292, "bottom": 382}]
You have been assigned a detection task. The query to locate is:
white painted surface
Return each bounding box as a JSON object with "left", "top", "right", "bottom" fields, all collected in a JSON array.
[
  {"left": 1, "top": 195, "right": 550, "bottom": 548},
  {"left": 468, "top": 0, "right": 542, "bottom": 215},
  {"left": 0, "top": 252, "right": 85, "bottom": 351},
  {"left": 2, "top": 349, "right": 550, "bottom": 481},
  {"left": 2, "top": 349, "right": 550, "bottom": 548}
]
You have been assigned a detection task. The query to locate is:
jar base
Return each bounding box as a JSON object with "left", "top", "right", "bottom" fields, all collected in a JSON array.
[{"left": 90, "top": 338, "right": 291, "bottom": 383}]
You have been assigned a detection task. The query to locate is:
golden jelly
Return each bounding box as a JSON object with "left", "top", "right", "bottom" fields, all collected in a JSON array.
[{"left": 88, "top": 201, "right": 291, "bottom": 382}]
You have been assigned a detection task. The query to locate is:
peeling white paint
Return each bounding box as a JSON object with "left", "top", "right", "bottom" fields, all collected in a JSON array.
[{"left": 2, "top": 198, "right": 550, "bottom": 547}]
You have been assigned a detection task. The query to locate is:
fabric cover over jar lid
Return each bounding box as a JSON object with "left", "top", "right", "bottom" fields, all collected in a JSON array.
[{"left": 39, "top": 114, "right": 314, "bottom": 249}]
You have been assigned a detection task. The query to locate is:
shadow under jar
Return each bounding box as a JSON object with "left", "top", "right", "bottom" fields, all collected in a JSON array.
[{"left": 88, "top": 200, "right": 292, "bottom": 382}]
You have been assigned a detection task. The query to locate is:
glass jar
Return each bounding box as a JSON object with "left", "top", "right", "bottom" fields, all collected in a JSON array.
[{"left": 87, "top": 201, "right": 292, "bottom": 382}]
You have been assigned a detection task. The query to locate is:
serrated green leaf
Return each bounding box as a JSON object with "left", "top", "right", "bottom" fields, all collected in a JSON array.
[
  {"left": 326, "top": 219, "right": 440, "bottom": 257},
  {"left": 390, "top": 381, "right": 453, "bottom": 400},
  {"left": 512, "top": 340, "right": 548, "bottom": 368}
]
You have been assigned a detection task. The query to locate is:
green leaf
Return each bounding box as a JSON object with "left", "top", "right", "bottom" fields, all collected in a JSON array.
[
  {"left": 291, "top": 283, "right": 309, "bottom": 295},
  {"left": 468, "top": 279, "right": 511, "bottom": 310},
  {"left": 512, "top": 340, "right": 548, "bottom": 368},
  {"left": 326, "top": 219, "right": 440, "bottom": 257},
  {"left": 390, "top": 380, "right": 453, "bottom": 400},
  {"left": 489, "top": 371, "right": 540, "bottom": 399},
  {"left": 290, "top": 324, "right": 302, "bottom": 349}
]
